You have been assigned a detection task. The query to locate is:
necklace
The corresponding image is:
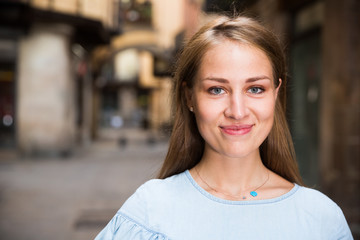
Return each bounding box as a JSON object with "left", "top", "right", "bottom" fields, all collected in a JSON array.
[{"left": 194, "top": 167, "right": 270, "bottom": 200}]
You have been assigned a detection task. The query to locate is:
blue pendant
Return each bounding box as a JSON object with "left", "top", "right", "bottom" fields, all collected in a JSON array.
[{"left": 250, "top": 191, "right": 258, "bottom": 197}]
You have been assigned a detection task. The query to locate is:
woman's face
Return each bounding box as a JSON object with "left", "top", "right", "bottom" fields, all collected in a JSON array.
[{"left": 187, "top": 40, "right": 280, "bottom": 160}]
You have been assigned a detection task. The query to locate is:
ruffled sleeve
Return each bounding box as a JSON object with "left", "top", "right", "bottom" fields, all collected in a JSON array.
[{"left": 94, "top": 211, "right": 169, "bottom": 240}]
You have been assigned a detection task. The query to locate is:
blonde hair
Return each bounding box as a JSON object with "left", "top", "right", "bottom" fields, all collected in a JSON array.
[{"left": 158, "top": 15, "right": 303, "bottom": 185}]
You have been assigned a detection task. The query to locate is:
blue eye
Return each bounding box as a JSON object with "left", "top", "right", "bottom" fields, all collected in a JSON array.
[
  {"left": 248, "top": 87, "right": 264, "bottom": 94},
  {"left": 209, "top": 87, "right": 225, "bottom": 95}
]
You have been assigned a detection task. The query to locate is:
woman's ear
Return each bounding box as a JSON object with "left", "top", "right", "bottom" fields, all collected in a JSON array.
[
  {"left": 275, "top": 78, "right": 282, "bottom": 99},
  {"left": 183, "top": 82, "right": 193, "bottom": 110}
]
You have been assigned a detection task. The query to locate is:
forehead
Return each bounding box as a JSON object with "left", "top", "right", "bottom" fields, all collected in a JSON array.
[{"left": 197, "top": 40, "right": 273, "bottom": 83}]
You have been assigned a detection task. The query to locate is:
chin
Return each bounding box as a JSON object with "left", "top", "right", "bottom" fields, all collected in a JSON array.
[
  {"left": 223, "top": 152, "right": 255, "bottom": 160},
  {"left": 219, "top": 145, "right": 259, "bottom": 160}
]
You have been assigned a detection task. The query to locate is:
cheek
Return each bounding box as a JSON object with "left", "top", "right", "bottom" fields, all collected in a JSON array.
[
  {"left": 194, "top": 96, "right": 224, "bottom": 123},
  {"left": 251, "top": 97, "right": 276, "bottom": 123},
  {"left": 193, "top": 97, "right": 224, "bottom": 136},
  {"left": 261, "top": 102, "right": 275, "bottom": 120},
  {"left": 194, "top": 101, "right": 214, "bottom": 128}
]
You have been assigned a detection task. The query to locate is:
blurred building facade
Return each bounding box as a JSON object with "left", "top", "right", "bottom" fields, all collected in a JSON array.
[
  {"left": 0, "top": 0, "right": 120, "bottom": 155},
  {"left": 91, "top": 0, "right": 180, "bottom": 136}
]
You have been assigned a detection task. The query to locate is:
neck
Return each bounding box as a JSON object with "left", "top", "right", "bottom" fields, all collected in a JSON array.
[{"left": 194, "top": 147, "right": 268, "bottom": 197}]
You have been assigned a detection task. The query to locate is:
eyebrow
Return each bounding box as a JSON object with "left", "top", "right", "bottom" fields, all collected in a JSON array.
[
  {"left": 202, "top": 77, "right": 229, "bottom": 83},
  {"left": 202, "top": 75, "right": 271, "bottom": 83},
  {"left": 245, "top": 76, "right": 272, "bottom": 83}
]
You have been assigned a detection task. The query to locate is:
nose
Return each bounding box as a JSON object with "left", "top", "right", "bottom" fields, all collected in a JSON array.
[{"left": 224, "top": 93, "right": 248, "bottom": 120}]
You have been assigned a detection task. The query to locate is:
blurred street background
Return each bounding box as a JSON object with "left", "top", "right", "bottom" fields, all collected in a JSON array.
[
  {"left": 0, "top": 0, "right": 359, "bottom": 239},
  {"left": 0, "top": 128, "right": 168, "bottom": 240}
]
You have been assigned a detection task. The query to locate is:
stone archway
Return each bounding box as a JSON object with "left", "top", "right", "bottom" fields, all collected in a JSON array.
[{"left": 94, "top": 30, "right": 173, "bottom": 134}]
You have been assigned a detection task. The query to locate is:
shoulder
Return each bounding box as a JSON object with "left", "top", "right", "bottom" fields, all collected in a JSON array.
[
  {"left": 120, "top": 171, "right": 188, "bottom": 224},
  {"left": 295, "top": 185, "right": 339, "bottom": 208},
  {"left": 293, "top": 185, "right": 353, "bottom": 239},
  {"left": 126, "top": 171, "right": 188, "bottom": 204},
  {"left": 293, "top": 185, "right": 342, "bottom": 216},
  {"left": 95, "top": 172, "right": 188, "bottom": 240}
]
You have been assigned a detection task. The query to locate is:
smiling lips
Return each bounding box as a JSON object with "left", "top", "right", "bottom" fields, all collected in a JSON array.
[{"left": 220, "top": 124, "right": 254, "bottom": 135}]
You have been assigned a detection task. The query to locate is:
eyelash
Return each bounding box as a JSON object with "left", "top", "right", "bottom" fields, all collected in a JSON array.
[
  {"left": 247, "top": 86, "right": 265, "bottom": 94},
  {"left": 208, "top": 87, "right": 225, "bottom": 95}
]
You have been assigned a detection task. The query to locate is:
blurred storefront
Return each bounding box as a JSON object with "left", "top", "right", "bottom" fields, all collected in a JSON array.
[
  {"left": 91, "top": 0, "right": 184, "bottom": 139},
  {"left": 0, "top": 39, "right": 16, "bottom": 148},
  {"left": 0, "top": 0, "right": 120, "bottom": 155}
]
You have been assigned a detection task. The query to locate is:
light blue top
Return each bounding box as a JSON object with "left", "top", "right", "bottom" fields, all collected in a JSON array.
[{"left": 95, "top": 170, "right": 353, "bottom": 240}]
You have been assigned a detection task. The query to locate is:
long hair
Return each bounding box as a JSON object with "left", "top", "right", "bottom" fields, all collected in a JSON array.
[{"left": 158, "top": 15, "right": 303, "bottom": 185}]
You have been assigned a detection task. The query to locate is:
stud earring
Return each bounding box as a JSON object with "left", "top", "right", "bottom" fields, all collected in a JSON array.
[{"left": 190, "top": 107, "right": 194, "bottom": 112}]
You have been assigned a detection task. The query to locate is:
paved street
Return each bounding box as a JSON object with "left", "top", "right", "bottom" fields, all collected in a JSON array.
[{"left": 0, "top": 129, "right": 168, "bottom": 240}]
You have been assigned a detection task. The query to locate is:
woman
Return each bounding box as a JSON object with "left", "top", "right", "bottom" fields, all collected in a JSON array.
[{"left": 95, "top": 15, "right": 353, "bottom": 239}]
